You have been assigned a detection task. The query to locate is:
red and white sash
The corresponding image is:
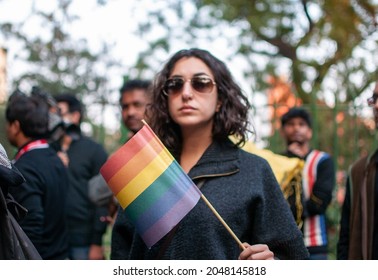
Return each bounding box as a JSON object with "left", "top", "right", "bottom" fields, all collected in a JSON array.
[
  {"left": 13, "top": 139, "right": 49, "bottom": 163},
  {"left": 302, "top": 150, "right": 328, "bottom": 247}
]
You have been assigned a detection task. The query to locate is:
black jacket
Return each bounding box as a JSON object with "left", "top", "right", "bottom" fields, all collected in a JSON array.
[
  {"left": 51, "top": 135, "right": 108, "bottom": 247},
  {"left": 10, "top": 145, "right": 69, "bottom": 259},
  {"left": 0, "top": 156, "right": 41, "bottom": 259},
  {"left": 337, "top": 151, "right": 378, "bottom": 259}
]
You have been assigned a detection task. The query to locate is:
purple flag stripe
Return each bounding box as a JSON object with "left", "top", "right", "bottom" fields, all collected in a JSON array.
[
  {"left": 126, "top": 162, "right": 196, "bottom": 232},
  {"left": 141, "top": 185, "right": 202, "bottom": 248}
]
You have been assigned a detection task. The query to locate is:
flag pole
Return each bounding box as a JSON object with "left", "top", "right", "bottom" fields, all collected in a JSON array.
[
  {"left": 141, "top": 120, "right": 245, "bottom": 251},
  {"left": 200, "top": 194, "right": 245, "bottom": 250}
]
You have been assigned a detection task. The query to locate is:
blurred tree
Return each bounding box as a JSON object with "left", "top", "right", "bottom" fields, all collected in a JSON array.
[
  {"left": 0, "top": 0, "right": 120, "bottom": 145},
  {"left": 130, "top": 0, "right": 377, "bottom": 146}
]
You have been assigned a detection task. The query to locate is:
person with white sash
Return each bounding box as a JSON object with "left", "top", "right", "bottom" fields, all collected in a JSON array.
[{"left": 280, "top": 107, "right": 335, "bottom": 260}]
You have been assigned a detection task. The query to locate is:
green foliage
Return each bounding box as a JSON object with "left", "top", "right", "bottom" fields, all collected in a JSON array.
[
  {"left": 269, "top": 103, "right": 376, "bottom": 169},
  {"left": 132, "top": 0, "right": 377, "bottom": 106},
  {"left": 326, "top": 199, "right": 342, "bottom": 260}
]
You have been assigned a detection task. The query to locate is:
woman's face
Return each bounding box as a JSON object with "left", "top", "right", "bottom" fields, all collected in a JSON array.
[{"left": 166, "top": 57, "right": 221, "bottom": 132}]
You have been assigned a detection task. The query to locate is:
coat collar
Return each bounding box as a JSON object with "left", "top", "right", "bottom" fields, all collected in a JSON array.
[{"left": 188, "top": 139, "right": 240, "bottom": 180}]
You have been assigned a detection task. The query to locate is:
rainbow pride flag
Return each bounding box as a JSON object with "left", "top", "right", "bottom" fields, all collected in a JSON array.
[{"left": 100, "top": 124, "right": 202, "bottom": 248}]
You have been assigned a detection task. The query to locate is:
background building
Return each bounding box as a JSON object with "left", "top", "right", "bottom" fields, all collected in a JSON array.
[{"left": 0, "top": 47, "right": 6, "bottom": 104}]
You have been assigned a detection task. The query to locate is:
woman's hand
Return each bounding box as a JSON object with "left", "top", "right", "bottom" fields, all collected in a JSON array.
[
  {"left": 89, "top": 244, "right": 104, "bottom": 260},
  {"left": 238, "top": 243, "right": 275, "bottom": 260}
]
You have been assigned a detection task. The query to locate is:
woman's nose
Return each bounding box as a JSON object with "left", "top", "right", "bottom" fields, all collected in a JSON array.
[{"left": 181, "top": 81, "right": 193, "bottom": 100}]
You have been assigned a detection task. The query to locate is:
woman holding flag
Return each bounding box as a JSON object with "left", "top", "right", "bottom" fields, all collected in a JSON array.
[{"left": 110, "top": 48, "right": 309, "bottom": 260}]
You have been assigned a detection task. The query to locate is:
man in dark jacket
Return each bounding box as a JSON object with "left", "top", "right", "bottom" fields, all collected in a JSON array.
[
  {"left": 5, "top": 94, "right": 69, "bottom": 259},
  {"left": 51, "top": 93, "right": 108, "bottom": 260},
  {"left": 89, "top": 80, "right": 151, "bottom": 212},
  {"left": 337, "top": 78, "right": 378, "bottom": 259}
]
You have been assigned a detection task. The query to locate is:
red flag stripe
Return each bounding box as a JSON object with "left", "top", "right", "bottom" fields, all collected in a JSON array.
[
  {"left": 100, "top": 126, "right": 155, "bottom": 182},
  {"left": 108, "top": 136, "right": 164, "bottom": 196}
]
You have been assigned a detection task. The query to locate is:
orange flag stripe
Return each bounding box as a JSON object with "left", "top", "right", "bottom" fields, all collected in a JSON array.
[
  {"left": 107, "top": 136, "right": 164, "bottom": 195},
  {"left": 115, "top": 148, "right": 174, "bottom": 208},
  {"left": 100, "top": 126, "right": 155, "bottom": 182}
]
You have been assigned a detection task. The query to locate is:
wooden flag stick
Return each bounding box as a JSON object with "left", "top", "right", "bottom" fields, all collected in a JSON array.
[{"left": 200, "top": 194, "right": 246, "bottom": 251}]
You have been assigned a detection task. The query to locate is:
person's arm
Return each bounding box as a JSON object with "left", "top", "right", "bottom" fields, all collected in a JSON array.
[
  {"left": 306, "top": 156, "right": 335, "bottom": 216},
  {"left": 89, "top": 205, "right": 108, "bottom": 259},
  {"left": 89, "top": 144, "right": 109, "bottom": 260},
  {"left": 9, "top": 165, "right": 44, "bottom": 254},
  {"left": 88, "top": 174, "right": 113, "bottom": 207},
  {"left": 337, "top": 176, "right": 351, "bottom": 259}
]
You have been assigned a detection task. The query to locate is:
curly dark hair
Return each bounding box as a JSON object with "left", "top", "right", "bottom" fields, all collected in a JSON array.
[{"left": 147, "top": 48, "right": 252, "bottom": 157}]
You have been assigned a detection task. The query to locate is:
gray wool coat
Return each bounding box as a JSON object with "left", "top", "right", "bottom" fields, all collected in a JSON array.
[{"left": 111, "top": 139, "right": 309, "bottom": 260}]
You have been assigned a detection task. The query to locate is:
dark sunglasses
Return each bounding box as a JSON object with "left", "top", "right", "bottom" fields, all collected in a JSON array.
[
  {"left": 367, "top": 92, "right": 378, "bottom": 107},
  {"left": 163, "top": 77, "right": 216, "bottom": 96}
]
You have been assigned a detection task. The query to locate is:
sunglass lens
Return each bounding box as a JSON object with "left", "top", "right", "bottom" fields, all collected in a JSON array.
[
  {"left": 165, "top": 79, "right": 184, "bottom": 94},
  {"left": 192, "top": 78, "right": 213, "bottom": 93}
]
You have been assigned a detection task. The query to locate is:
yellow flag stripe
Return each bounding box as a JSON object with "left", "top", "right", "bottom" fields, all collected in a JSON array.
[
  {"left": 107, "top": 136, "right": 162, "bottom": 195},
  {"left": 116, "top": 148, "right": 174, "bottom": 209}
]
